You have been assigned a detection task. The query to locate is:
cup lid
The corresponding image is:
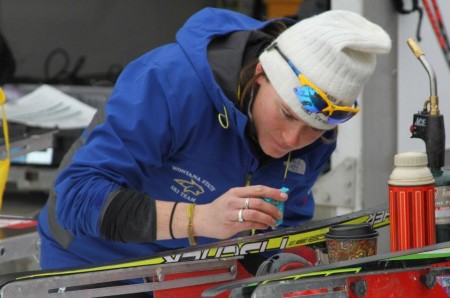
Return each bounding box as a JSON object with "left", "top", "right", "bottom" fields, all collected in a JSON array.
[{"left": 325, "top": 223, "right": 379, "bottom": 239}]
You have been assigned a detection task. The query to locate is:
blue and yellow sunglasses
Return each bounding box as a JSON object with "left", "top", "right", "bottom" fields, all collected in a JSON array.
[{"left": 269, "top": 43, "right": 360, "bottom": 124}]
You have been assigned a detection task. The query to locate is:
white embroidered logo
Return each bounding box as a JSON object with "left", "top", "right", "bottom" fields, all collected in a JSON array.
[{"left": 285, "top": 158, "right": 306, "bottom": 175}]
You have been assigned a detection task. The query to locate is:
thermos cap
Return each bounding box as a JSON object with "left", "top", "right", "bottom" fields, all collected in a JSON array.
[
  {"left": 394, "top": 152, "right": 428, "bottom": 167},
  {"left": 389, "top": 152, "right": 435, "bottom": 186}
]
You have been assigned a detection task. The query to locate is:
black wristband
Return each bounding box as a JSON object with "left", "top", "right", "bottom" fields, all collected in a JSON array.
[{"left": 169, "top": 202, "right": 179, "bottom": 239}]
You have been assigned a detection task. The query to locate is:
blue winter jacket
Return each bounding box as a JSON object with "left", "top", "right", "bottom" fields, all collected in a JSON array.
[{"left": 38, "top": 8, "right": 336, "bottom": 270}]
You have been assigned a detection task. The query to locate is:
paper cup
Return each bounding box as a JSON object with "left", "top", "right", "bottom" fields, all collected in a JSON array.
[{"left": 325, "top": 223, "right": 379, "bottom": 263}]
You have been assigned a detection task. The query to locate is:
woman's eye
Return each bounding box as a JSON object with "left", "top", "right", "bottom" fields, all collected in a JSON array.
[{"left": 282, "top": 110, "right": 295, "bottom": 120}]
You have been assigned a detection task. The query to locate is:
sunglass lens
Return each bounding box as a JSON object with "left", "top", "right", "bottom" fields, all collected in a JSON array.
[
  {"left": 294, "top": 86, "right": 326, "bottom": 113},
  {"left": 327, "top": 110, "right": 354, "bottom": 124},
  {"left": 294, "top": 86, "right": 357, "bottom": 124}
]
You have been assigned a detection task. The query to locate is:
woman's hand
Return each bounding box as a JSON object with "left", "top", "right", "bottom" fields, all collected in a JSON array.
[{"left": 194, "top": 185, "right": 288, "bottom": 239}]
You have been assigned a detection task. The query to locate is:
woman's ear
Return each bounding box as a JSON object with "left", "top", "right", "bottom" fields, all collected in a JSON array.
[
  {"left": 255, "top": 62, "right": 264, "bottom": 75},
  {"left": 255, "top": 62, "right": 266, "bottom": 84}
]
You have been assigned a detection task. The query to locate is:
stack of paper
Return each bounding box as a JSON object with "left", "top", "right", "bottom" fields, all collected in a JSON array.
[{"left": 2, "top": 85, "right": 97, "bottom": 129}]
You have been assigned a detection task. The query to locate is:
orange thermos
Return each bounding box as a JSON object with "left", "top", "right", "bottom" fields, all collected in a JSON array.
[{"left": 389, "top": 152, "right": 436, "bottom": 252}]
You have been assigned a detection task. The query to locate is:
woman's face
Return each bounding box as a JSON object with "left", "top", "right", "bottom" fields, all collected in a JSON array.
[{"left": 252, "top": 64, "right": 326, "bottom": 159}]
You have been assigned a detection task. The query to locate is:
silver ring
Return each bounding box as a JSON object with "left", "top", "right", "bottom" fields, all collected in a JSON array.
[
  {"left": 238, "top": 208, "right": 245, "bottom": 222},
  {"left": 244, "top": 197, "right": 250, "bottom": 209}
]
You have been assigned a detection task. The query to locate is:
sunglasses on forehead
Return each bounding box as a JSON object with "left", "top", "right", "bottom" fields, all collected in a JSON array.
[{"left": 269, "top": 43, "right": 360, "bottom": 124}]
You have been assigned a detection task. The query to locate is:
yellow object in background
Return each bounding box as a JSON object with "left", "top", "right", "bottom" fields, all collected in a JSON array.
[
  {"left": 264, "top": 0, "right": 304, "bottom": 18},
  {"left": 0, "top": 87, "right": 10, "bottom": 210}
]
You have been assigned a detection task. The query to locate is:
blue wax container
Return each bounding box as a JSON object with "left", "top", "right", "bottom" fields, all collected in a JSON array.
[{"left": 263, "top": 187, "right": 289, "bottom": 226}]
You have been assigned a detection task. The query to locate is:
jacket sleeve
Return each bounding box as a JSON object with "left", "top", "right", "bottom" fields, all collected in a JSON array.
[
  {"left": 99, "top": 188, "right": 157, "bottom": 242},
  {"left": 54, "top": 59, "right": 177, "bottom": 239}
]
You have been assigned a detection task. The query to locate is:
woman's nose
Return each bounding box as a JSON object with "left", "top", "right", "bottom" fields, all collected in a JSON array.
[
  {"left": 282, "top": 126, "right": 302, "bottom": 148},
  {"left": 283, "top": 126, "right": 320, "bottom": 149}
]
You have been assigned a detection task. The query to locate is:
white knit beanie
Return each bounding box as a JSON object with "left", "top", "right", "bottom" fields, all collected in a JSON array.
[{"left": 259, "top": 10, "right": 392, "bottom": 130}]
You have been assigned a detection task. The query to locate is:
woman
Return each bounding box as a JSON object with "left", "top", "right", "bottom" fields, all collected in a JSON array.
[{"left": 38, "top": 7, "right": 390, "bottom": 276}]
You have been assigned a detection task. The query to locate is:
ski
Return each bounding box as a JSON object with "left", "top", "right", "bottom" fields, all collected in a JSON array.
[
  {"left": 0, "top": 203, "right": 389, "bottom": 288},
  {"left": 202, "top": 240, "right": 450, "bottom": 297},
  {"left": 232, "top": 264, "right": 450, "bottom": 298}
]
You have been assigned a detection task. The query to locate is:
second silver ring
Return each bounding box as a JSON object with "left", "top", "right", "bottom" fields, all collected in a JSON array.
[{"left": 244, "top": 197, "right": 250, "bottom": 209}]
